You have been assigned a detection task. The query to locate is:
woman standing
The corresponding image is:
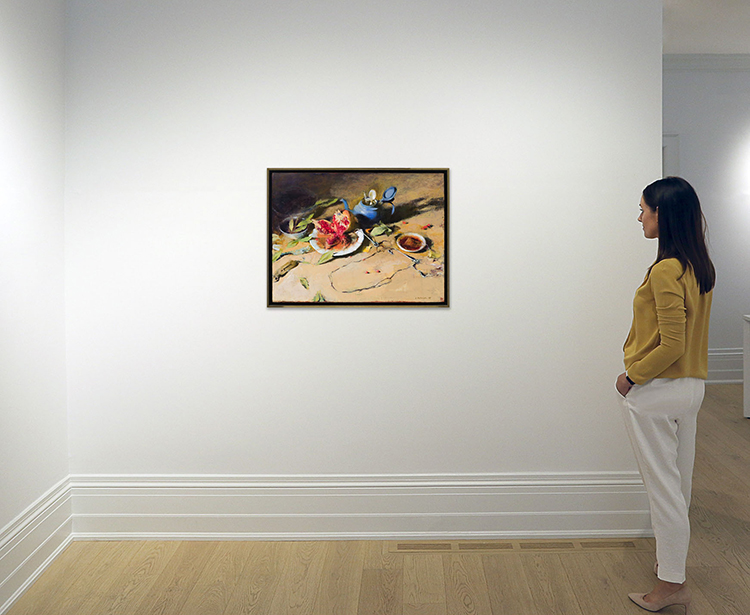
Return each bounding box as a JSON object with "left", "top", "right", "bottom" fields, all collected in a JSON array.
[{"left": 616, "top": 177, "right": 715, "bottom": 614}]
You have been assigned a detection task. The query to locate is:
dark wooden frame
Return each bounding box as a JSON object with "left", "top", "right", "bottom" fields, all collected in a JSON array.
[{"left": 267, "top": 168, "right": 449, "bottom": 307}]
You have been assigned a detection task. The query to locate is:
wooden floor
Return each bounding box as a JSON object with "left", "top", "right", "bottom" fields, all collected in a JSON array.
[{"left": 7, "top": 384, "right": 749, "bottom": 615}]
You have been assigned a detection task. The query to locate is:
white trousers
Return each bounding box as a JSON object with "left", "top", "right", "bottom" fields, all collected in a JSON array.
[{"left": 620, "top": 377, "right": 705, "bottom": 584}]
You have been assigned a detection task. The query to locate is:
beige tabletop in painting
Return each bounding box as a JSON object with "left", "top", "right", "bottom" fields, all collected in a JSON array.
[{"left": 271, "top": 178, "right": 446, "bottom": 304}]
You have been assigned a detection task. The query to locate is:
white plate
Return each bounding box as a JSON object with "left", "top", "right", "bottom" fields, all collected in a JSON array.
[
  {"left": 396, "top": 232, "right": 427, "bottom": 253},
  {"left": 309, "top": 229, "right": 364, "bottom": 256}
]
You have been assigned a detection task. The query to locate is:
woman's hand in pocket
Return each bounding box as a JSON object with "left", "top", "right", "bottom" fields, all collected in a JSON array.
[{"left": 616, "top": 372, "right": 633, "bottom": 397}]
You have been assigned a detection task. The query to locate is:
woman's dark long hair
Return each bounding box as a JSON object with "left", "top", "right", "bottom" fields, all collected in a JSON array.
[{"left": 642, "top": 176, "right": 715, "bottom": 294}]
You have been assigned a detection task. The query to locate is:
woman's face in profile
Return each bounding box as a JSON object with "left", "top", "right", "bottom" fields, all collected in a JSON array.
[{"left": 638, "top": 196, "right": 659, "bottom": 239}]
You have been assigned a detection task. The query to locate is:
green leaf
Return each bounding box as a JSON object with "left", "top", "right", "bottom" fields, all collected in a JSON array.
[
  {"left": 313, "top": 291, "right": 326, "bottom": 302},
  {"left": 299, "top": 277, "right": 309, "bottom": 289},
  {"left": 288, "top": 238, "right": 300, "bottom": 248},
  {"left": 317, "top": 251, "right": 334, "bottom": 265},
  {"left": 272, "top": 251, "right": 291, "bottom": 262},
  {"left": 371, "top": 222, "right": 391, "bottom": 236},
  {"left": 314, "top": 198, "right": 339, "bottom": 208}
]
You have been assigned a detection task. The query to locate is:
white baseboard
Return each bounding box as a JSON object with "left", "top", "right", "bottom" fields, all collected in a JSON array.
[
  {"left": 0, "top": 478, "right": 73, "bottom": 615},
  {"left": 69, "top": 473, "right": 651, "bottom": 541},
  {"left": 663, "top": 54, "right": 750, "bottom": 71},
  {"left": 708, "top": 348, "right": 743, "bottom": 384}
]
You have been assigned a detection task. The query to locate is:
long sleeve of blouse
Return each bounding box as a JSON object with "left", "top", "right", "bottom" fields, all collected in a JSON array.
[{"left": 623, "top": 258, "right": 711, "bottom": 384}]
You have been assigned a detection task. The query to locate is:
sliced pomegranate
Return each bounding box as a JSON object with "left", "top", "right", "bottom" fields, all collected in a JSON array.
[{"left": 313, "top": 210, "right": 353, "bottom": 251}]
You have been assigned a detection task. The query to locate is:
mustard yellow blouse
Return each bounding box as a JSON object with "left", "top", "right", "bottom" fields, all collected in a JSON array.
[{"left": 623, "top": 258, "right": 712, "bottom": 384}]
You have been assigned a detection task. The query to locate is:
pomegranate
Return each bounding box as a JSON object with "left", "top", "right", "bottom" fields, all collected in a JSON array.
[{"left": 313, "top": 210, "right": 353, "bottom": 251}]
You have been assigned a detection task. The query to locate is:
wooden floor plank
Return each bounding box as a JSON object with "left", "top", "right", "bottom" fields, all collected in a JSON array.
[
  {"left": 266, "top": 541, "right": 327, "bottom": 615},
  {"left": 223, "top": 541, "right": 284, "bottom": 615},
  {"left": 79, "top": 541, "right": 180, "bottom": 615},
  {"left": 134, "top": 541, "right": 219, "bottom": 615},
  {"left": 688, "top": 565, "right": 750, "bottom": 615},
  {"left": 314, "top": 541, "right": 366, "bottom": 615},
  {"left": 442, "top": 554, "right": 492, "bottom": 615},
  {"left": 696, "top": 412, "right": 750, "bottom": 484},
  {"left": 364, "top": 541, "right": 402, "bottom": 571},
  {"left": 682, "top": 566, "right": 722, "bottom": 615},
  {"left": 520, "top": 553, "right": 583, "bottom": 615},
  {"left": 41, "top": 541, "right": 145, "bottom": 615},
  {"left": 6, "top": 541, "right": 97, "bottom": 615},
  {"left": 176, "top": 541, "right": 253, "bottom": 615},
  {"left": 357, "top": 568, "right": 403, "bottom": 615},
  {"left": 687, "top": 502, "right": 727, "bottom": 569},
  {"left": 482, "top": 552, "right": 535, "bottom": 614},
  {"left": 403, "top": 605, "right": 447, "bottom": 615},
  {"left": 558, "top": 552, "right": 632, "bottom": 614},
  {"left": 403, "top": 553, "right": 445, "bottom": 613},
  {"left": 690, "top": 492, "right": 750, "bottom": 577},
  {"left": 593, "top": 551, "right": 657, "bottom": 609},
  {"left": 701, "top": 384, "right": 745, "bottom": 433}
]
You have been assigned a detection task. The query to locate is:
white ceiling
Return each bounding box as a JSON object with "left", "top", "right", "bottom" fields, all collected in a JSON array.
[{"left": 664, "top": 0, "right": 750, "bottom": 54}]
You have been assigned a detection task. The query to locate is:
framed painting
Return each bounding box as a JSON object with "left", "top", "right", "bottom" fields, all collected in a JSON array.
[{"left": 268, "top": 168, "right": 449, "bottom": 306}]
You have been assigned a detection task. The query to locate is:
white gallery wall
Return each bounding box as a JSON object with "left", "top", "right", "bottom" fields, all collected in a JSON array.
[
  {"left": 664, "top": 56, "right": 750, "bottom": 382},
  {"left": 62, "top": 0, "right": 662, "bottom": 538},
  {"left": 0, "top": 0, "right": 70, "bottom": 609}
]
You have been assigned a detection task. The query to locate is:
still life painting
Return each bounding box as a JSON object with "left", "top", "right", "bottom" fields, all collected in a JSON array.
[{"left": 268, "top": 169, "right": 449, "bottom": 306}]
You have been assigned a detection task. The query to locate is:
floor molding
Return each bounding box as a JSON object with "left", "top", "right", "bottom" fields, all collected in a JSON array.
[
  {"left": 0, "top": 479, "right": 72, "bottom": 614},
  {"left": 69, "top": 472, "right": 651, "bottom": 541},
  {"left": 708, "top": 347, "right": 743, "bottom": 384},
  {"left": 664, "top": 53, "right": 750, "bottom": 71}
]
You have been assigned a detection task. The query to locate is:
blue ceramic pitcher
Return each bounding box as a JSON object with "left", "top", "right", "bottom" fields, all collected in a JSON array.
[{"left": 343, "top": 186, "right": 397, "bottom": 226}]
